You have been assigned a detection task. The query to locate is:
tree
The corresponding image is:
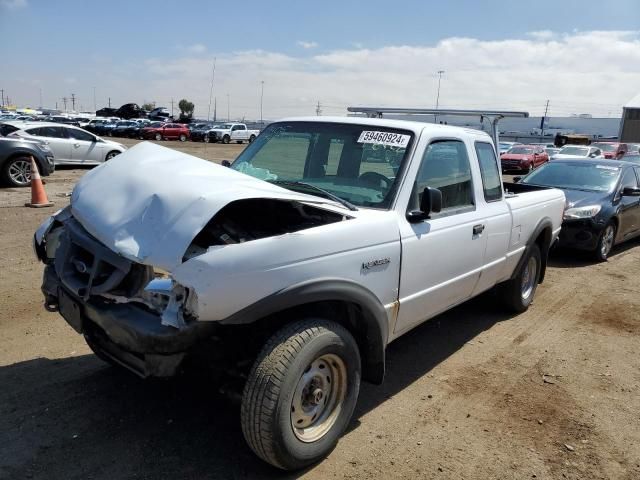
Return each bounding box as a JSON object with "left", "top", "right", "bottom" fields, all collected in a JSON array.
[
  {"left": 178, "top": 99, "right": 195, "bottom": 119},
  {"left": 141, "top": 102, "right": 155, "bottom": 111}
]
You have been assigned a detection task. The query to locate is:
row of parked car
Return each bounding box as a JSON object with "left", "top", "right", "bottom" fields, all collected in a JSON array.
[
  {"left": 498, "top": 141, "right": 640, "bottom": 174},
  {"left": 82, "top": 118, "right": 262, "bottom": 144}
]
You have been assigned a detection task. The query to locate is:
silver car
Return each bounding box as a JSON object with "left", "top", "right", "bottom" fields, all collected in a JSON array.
[
  {"left": 7, "top": 122, "right": 126, "bottom": 165},
  {"left": 550, "top": 145, "right": 604, "bottom": 161}
]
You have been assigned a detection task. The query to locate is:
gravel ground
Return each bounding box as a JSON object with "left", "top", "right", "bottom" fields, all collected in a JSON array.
[{"left": 1, "top": 140, "right": 639, "bottom": 480}]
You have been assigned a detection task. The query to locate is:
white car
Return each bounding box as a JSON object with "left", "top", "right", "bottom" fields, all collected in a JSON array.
[
  {"left": 8, "top": 122, "right": 126, "bottom": 165},
  {"left": 551, "top": 145, "right": 604, "bottom": 160},
  {"left": 34, "top": 117, "right": 565, "bottom": 470},
  {"left": 204, "top": 122, "right": 260, "bottom": 144}
]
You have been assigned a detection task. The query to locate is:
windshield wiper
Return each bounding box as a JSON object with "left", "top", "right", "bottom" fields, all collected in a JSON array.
[{"left": 269, "top": 180, "right": 358, "bottom": 211}]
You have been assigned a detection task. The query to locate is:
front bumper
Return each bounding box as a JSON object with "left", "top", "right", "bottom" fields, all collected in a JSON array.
[
  {"left": 557, "top": 219, "right": 605, "bottom": 251},
  {"left": 36, "top": 214, "right": 215, "bottom": 377}
]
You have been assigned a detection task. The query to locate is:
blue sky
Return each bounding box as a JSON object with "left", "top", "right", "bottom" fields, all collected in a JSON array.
[{"left": 1, "top": 0, "right": 639, "bottom": 118}]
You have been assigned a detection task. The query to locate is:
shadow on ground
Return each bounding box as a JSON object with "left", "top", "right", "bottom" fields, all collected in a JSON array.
[{"left": 0, "top": 292, "right": 515, "bottom": 480}]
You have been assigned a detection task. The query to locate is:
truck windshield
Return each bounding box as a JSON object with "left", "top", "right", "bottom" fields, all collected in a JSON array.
[{"left": 231, "top": 121, "right": 414, "bottom": 208}]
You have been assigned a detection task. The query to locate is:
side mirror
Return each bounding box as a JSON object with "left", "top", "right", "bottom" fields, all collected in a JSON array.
[
  {"left": 622, "top": 186, "right": 640, "bottom": 197},
  {"left": 221, "top": 160, "right": 231, "bottom": 167},
  {"left": 589, "top": 153, "right": 597, "bottom": 158},
  {"left": 513, "top": 176, "right": 522, "bottom": 183},
  {"left": 406, "top": 187, "right": 442, "bottom": 223}
]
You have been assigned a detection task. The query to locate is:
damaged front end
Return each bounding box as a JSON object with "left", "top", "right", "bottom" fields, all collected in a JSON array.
[{"left": 35, "top": 207, "right": 213, "bottom": 377}]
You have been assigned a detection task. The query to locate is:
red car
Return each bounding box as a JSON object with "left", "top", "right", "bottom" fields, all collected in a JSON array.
[
  {"left": 141, "top": 123, "right": 190, "bottom": 142},
  {"left": 591, "top": 142, "right": 628, "bottom": 159},
  {"left": 500, "top": 144, "right": 549, "bottom": 173}
]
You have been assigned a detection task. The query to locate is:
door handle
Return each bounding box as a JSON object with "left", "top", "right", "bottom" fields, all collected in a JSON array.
[
  {"left": 73, "top": 143, "right": 80, "bottom": 148},
  {"left": 473, "top": 224, "right": 485, "bottom": 235}
]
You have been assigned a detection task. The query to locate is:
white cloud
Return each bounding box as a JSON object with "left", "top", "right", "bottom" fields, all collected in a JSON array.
[
  {"left": 5, "top": 31, "right": 640, "bottom": 118},
  {"left": 186, "top": 43, "right": 207, "bottom": 54},
  {"left": 527, "top": 30, "right": 555, "bottom": 40},
  {"left": 0, "top": 0, "right": 27, "bottom": 9},
  {"left": 297, "top": 40, "right": 319, "bottom": 49}
]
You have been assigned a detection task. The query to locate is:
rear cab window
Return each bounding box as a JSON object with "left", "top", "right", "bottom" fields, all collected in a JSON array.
[{"left": 475, "top": 142, "right": 503, "bottom": 202}]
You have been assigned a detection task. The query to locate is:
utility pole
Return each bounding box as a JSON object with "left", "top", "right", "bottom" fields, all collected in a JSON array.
[
  {"left": 55, "top": 101, "right": 58, "bottom": 110},
  {"left": 226, "top": 93, "right": 230, "bottom": 121},
  {"left": 62, "top": 97, "right": 68, "bottom": 111},
  {"left": 434, "top": 70, "right": 445, "bottom": 123},
  {"left": 260, "top": 80, "right": 264, "bottom": 124},
  {"left": 207, "top": 57, "right": 217, "bottom": 121},
  {"left": 39, "top": 88, "right": 43, "bottom": 109},
  {"left": 108, "top": 97, "right": 111, "bottom": 108},
  {"left": 540, "top": 99, "right": 550, "bottom": 141},
  {"left": 1, "top": 89, "right": 4, "bottom": 107},
  {"left": 71, "top": 93, "right": 76, "bottom": 112},
  {"left": 170, "top": 98, "right": 174, "bottom": 117},
  {"left": 93, "top": 86, "right": 96, "bottom": 111},
  {"left": 213, "top": 97, "right": 217, "bottom": 122},
  {"left": 315, "top": 101, "right": 322, "bottom": 116}
]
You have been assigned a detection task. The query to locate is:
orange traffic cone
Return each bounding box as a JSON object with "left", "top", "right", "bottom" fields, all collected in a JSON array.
[{"left": 25, "top": 156, "right": 53, "bottom": 208}]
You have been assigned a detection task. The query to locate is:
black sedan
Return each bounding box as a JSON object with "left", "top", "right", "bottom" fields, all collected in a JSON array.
[
  {"left": 189, "top": 123, "right": 214, "bottom": 142},
  {"left": 518, "top": 159, "right": 640, "bottom": 260}
]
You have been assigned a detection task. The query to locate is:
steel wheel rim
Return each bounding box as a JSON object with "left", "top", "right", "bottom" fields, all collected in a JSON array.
[
  {"left": 291, "top": 353, "right": 347, "bottom": 443},
  {"left": 8, "top": 159, "right": 31, "bottom": 186},
  {"left": 155, "top": 133, "right": 162, "bottom": 141},
  {"left": 106, "top": 152, "right": 118, "bottom": 160},
  {"left": 521, "top": 256, "right": 537, "bottom": 300},
  {"left": 601, "top": 225, "right": 615, "bottom": 257}
]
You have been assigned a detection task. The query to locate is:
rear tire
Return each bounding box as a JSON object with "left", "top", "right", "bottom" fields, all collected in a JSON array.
[
  {"left": 241, "top": 319, "right": 361, "bottom": 470},
  {"left": 105, "top": 150, "right": 120, "bottom": 161},
  {"left": 500, "top": 243, "right": 541, "bottom": 313},
  {"left": 593, "top": 222, "right": 616, "bottom": 262},
  {"left": 249, "top": 134, "right": 256, "bottom": 143},
  {"left": 155, "top": 133, "right": 162, "bottom": 141},
  {"left": 179, "top": 134, "right": 187, "bottom": 142}
]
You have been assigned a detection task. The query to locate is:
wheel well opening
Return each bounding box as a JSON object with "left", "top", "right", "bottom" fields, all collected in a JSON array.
[
  {"left": 251, "top": 300, "right": 382, "bottom": 384},
  {"left": 534, "top": 227, "right": 551, "bottom": 282}
]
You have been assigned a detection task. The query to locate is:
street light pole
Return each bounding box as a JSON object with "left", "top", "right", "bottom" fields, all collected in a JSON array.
[
  {"left": 434, "top": 70, "right": 445, "bottom": 123},
  {"left": 260, "top": 80, "right": 264, "bottom": 124}
]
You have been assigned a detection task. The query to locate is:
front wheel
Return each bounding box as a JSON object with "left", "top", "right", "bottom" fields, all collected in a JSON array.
[
  {"left": 2, "top": 156, "right": 33, "bottom": 187},
  {"left": 594, "top": 222, "right": 616, "bottom": 261},
  {"left": 155, "top": 133, "right": 162, "bottom": 141},
  {"left": 500, "top": 243, "right": 541, "bottom": 313},
  {"left": 105, "top": 150, "right": 120, "bottom": 161},
  {"left": 222, "top": 135, "right": 230, "bottom": 144},
  {"left": 241, "top": 319, "right": 361, "bottom": 470}
]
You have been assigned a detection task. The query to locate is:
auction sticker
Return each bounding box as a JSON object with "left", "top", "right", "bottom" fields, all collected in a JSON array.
[{"left": 358, "top": 131, "right": 410, "bottom": 148}]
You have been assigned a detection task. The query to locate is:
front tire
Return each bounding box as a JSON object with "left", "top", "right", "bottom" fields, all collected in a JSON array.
[
  {"left": 222, "top": 135, "right": 230, "bottom": 144},
  {"left": 155, "top": 133, "right": 162, "bottom": 141},
  {"left": 2, "top": 156, "right": 33, "bottom": 187},
  {"left": 500, "top": 243, "right": 541, "bottom": 313},
  {"left": 594, "top": 222, "right": 616, "bottom": 261},
  {"left": 241, "top": 319, "right": 361, "bottom": 470},
  {"left": 105, "top": 150, "right": 120, "bottom": 161}
]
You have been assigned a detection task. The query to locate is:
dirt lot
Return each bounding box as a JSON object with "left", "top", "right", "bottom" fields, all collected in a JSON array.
[{"left": 1, "top": 140, "right": 639, "bottom": 480}]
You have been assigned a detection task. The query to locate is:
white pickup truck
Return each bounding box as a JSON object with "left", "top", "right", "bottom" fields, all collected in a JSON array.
[
  {"left": 34, "top": 117, "right": 565, "bottom": 470},
  {"left": 204, "top": 122, "right": 260, "bottom": 144}
]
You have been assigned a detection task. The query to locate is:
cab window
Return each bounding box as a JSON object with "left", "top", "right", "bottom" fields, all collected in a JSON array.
[{"left": 412, "top": 140, "right": 474, "bottom": 214}]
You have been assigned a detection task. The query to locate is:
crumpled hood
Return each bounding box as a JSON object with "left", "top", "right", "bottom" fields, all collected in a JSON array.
[{"left": 71, "top": 142, "right": 326, "bottom": 270}]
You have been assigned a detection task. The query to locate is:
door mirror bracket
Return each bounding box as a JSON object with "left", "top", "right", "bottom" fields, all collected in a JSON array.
[{"left": 407, "top": 187, "right": 442, "bottom": 223}]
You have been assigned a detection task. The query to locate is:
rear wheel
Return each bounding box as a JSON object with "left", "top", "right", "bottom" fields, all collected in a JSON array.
[
  {"left": 2, "top": 156, "right": 32, "bottom": 187},
  {"left": 594, "top": 222, "right": 616, "bottom": 261},
  {"left": 500, "top": 243, "right": 541, "bottom": 313},
  {"left": 249, "top": 134, "right": 256, "bottom": 143},
  {"left": 241, "top": 319, "right": 361, "bottom": 470},
  {"left": 179, "top": 134, "right": 187, "bottom": 142},
  {"left": 155, "top": 133, "right": 162, "bottom": 141}
]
